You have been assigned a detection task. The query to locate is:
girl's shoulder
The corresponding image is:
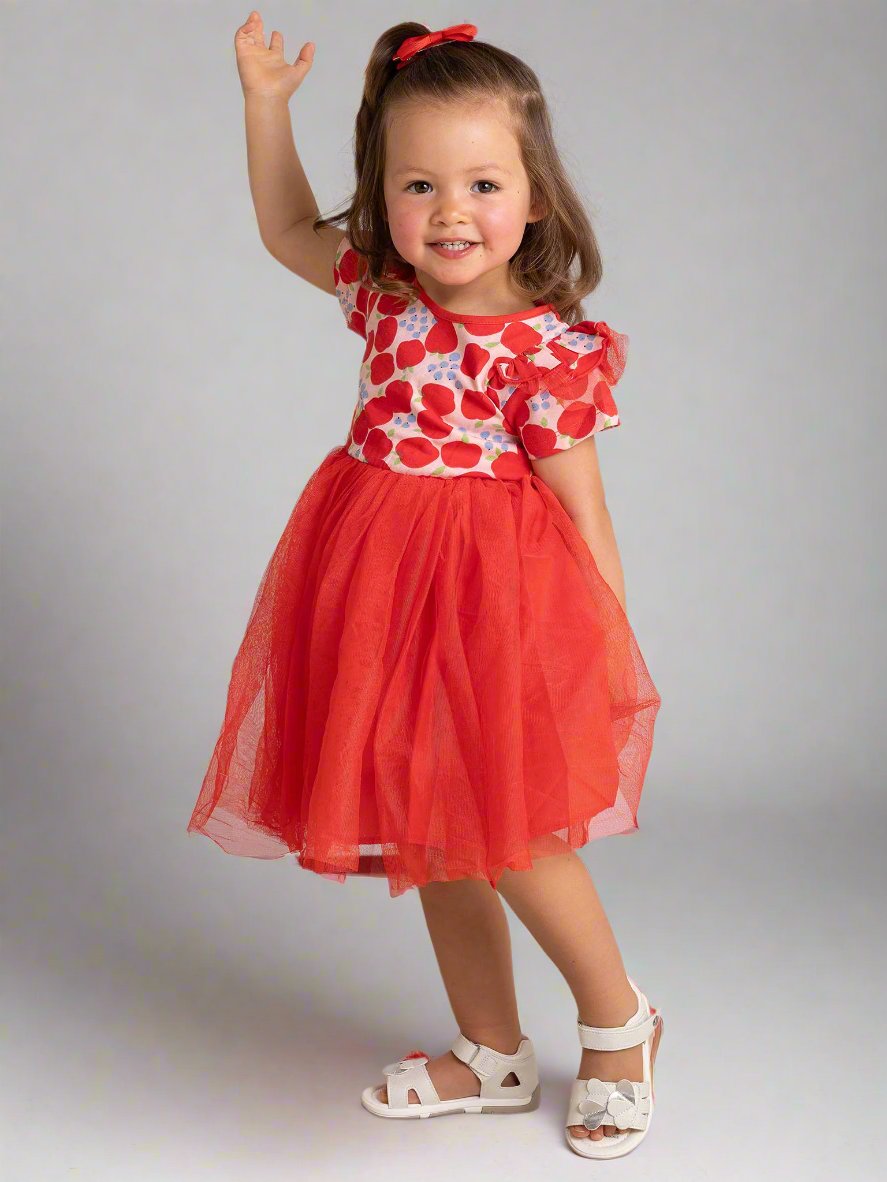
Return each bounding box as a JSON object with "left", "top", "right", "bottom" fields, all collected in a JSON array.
[
  {"left": 333, "top": 233, "right": 412, "bottom": 340},
  {"left": 486, "top": 320, "right": 630, "bottom": 459}
]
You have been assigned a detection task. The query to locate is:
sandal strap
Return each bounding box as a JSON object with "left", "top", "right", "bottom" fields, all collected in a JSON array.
[
  {"left": 384, "top": 1060, "right": 440, "bottom": 1110},
  {"left": 449, "top": 1033, "right": 534, "bottom": 1080},
  {"left": 577, "top": 1011, "right": 656, "bottom": 1051}
]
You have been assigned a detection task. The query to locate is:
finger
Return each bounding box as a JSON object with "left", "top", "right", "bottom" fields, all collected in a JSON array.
[
  {"left": 236, "top": 10, "right": 259, "bottom": 33},
  {"left": 269, "top": 30, "right": 284, "bottom": 55},
  {"left": 291, "top": 41, "right": 315, "bottom": 69},
  {"left": 236, "top": 10, "right": 264, "bottom": 46}
]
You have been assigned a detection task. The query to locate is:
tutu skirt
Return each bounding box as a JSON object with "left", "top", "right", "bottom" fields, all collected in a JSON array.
[{"left": 187, "top": 444, "right": 661, "bottom": 897}]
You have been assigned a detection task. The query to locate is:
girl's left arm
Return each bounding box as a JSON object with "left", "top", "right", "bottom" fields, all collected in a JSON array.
[{"left": 530, "top": 440, "right": 627, "bottom": 613}]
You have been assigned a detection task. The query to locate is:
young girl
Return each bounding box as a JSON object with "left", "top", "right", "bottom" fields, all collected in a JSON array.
[{"left": 187, "top": 15, "right": 663, "bottom": 1159}]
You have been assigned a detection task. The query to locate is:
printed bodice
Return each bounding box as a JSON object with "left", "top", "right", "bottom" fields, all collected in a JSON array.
[{"left": 333, "top": 234, "right": 629, "bottom": 480}]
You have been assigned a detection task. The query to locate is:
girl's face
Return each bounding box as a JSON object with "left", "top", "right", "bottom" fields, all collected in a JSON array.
[{"left": 382, "top": 100, "right": 544, "bottom": 310}]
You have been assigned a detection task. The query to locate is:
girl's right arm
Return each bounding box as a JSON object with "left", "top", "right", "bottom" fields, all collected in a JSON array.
[{"left": 235, "top": 11, "right": 343, "bottom": 293}]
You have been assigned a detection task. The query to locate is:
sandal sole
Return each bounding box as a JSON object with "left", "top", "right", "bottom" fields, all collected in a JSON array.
[{"left": 362, "top": 1081, "right": 542, "bottom": 1119}]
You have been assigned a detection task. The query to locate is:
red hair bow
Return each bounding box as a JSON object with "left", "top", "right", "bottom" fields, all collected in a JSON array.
[{"left": 392, "top": 23, "right": 478, "bottom": 70}]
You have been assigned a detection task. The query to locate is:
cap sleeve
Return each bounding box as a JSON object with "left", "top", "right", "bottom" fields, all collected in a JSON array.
[
  {"left": 333, "top": 233, "right": 370, "bottom": 339},
  {"left": 491, "top": 321, "right": 628, "bottom": 458}
]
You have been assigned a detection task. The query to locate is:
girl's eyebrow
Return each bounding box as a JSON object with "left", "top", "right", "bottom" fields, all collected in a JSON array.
[{"left": 393, "top": 162, "right": 513, "bottom": 177}]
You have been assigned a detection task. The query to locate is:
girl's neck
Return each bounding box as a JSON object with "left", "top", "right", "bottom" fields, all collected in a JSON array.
[{"left": 413, "top": 268, "right": 543, "bottom": 320}]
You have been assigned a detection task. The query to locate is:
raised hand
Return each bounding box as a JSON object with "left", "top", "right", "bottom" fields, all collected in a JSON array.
[{"left": 234, "top": 10, "right": 315, "bottom": 101}]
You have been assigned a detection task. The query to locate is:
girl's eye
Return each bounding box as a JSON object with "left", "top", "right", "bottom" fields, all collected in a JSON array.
[{"left": 404, "top": 180, "right": 500, "bottom": 195}]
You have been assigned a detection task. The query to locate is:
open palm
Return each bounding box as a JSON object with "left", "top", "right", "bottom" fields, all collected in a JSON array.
[{"left": 234, "top": 10, "right": 314, "bottom": 100}]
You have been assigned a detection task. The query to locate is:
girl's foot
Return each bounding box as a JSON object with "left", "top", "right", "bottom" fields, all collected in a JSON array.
[
  {"left": 567, "top": 986, "right": 660, "bottom": 1142},
  {"left": 374, "top": 1038, "right": 526, "bottom": 1107}
]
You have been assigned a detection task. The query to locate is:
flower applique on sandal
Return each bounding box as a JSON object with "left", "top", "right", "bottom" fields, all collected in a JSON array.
[
  {"left": 361, "top": 1034, "right": 541, "bottom": 1119},
  {"left": 565, "top": 977, "right": 663, "bottom": 1159}
]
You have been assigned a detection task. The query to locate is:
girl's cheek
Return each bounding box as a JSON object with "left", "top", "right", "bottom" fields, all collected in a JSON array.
[
  {"left": 385, "top": 213, "right": 424, "bottom": 263},
  {"left": 480, "top": 205, "right": 527, "bottom": 239},
  {"left": 388, "top": 213, "right": 420, "bottom": 246}
]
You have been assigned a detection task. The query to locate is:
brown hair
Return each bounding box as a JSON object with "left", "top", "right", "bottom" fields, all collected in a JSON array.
[{"left": 313, "top": 22, "right": 605, "bottom": 325}]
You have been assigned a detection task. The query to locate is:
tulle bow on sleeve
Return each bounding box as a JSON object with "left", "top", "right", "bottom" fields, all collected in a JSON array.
[
  {"left": 490, "top": 321, "right": 628, "bottom": 402},
  {"left": 490, "top": 351, "right": 548, "bottom": 397},
  {"left": 490, "top": 321, "right": 630, "bottom": 458}
]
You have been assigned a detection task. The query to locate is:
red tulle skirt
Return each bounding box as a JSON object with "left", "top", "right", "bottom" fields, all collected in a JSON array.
[{"left": 187, "top": 444, "right": 661, "bottom": 897}]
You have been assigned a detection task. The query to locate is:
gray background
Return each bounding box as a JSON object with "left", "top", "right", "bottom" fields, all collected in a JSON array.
[{"left": 3, "top": 1, "right": 885, "bottom": 1178}]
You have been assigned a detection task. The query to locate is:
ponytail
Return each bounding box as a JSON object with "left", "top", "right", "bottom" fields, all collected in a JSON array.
[{"left": 353, "top": 23, "right": 428, "bottom": 205}]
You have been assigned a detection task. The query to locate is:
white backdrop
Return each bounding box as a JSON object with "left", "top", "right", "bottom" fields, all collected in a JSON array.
[{"left": 3, "top": 2, "right": 884, "bottom": 1179}]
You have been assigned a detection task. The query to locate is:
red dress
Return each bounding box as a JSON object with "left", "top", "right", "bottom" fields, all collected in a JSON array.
[{"left": 186, "top": 235, "right": 661, "bottom": 897}]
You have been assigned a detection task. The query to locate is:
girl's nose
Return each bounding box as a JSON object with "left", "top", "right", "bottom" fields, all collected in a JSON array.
[{"left": 432, "top": 193, "right": 471, "bottom": 225}]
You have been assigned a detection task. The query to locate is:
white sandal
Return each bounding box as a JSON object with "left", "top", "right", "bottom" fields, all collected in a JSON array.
[
  {"left": 361, "top": 1034, "right": 541, "bottom": 1119},
  {"left": 564, "top": 977, "right": 663, "bottom": 1159}
]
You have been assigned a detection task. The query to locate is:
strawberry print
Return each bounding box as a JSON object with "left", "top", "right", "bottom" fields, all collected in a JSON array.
[
  {"left": 396, "top": 338, "right": 426, "bottom": 368},
  {"left": 375, "top": 316, "right": 399, "bottom": 352},
  {"left": 333, "top": 234, "right": 629, "bottom": 478},
  {"left": 461, "top": 343, "right": 491, "bottom": 379},
  {"left": 369, "top": 352, "right": 395, "bottom": 385},
  {"left": 425, "top": 319, "right": 459, "bottom": 355}
]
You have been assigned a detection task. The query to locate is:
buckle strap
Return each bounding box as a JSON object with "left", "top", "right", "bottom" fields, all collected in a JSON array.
[
  {"left": 449, "top": 1033, "right": 530, "bottom": 1079},
  {"left": 577, "top": 1011, "right": 656, "bottom": 1051}
]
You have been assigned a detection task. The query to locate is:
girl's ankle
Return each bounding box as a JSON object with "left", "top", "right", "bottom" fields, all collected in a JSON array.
[
  {"left": 461, "top": 1029, "right": 526, "bottom": 1054},
  {"left": 576, "top": 982, "right": 639, "bottom": 1029}
]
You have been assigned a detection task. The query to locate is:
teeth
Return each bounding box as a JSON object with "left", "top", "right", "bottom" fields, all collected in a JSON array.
[{"left": 435, "top": 241, "right": 472, "bottom": 249}]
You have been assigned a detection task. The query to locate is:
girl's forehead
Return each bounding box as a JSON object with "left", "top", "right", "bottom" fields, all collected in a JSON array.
[{"left": 385, "top": 102, "right": 521, "bottom": 169}]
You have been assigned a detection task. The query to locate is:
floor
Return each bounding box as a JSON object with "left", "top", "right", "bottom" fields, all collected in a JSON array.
[{"left": 4, "top": 796, "right": 882, "bottom": 1181}]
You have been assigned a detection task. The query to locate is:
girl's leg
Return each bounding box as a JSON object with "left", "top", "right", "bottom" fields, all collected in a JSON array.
[
  {"left": 496, "top": 849, "right": 646, "bottom": 1142},
  {"left": 375, "top": 876, "right": 528, "bottom": 1105}
]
